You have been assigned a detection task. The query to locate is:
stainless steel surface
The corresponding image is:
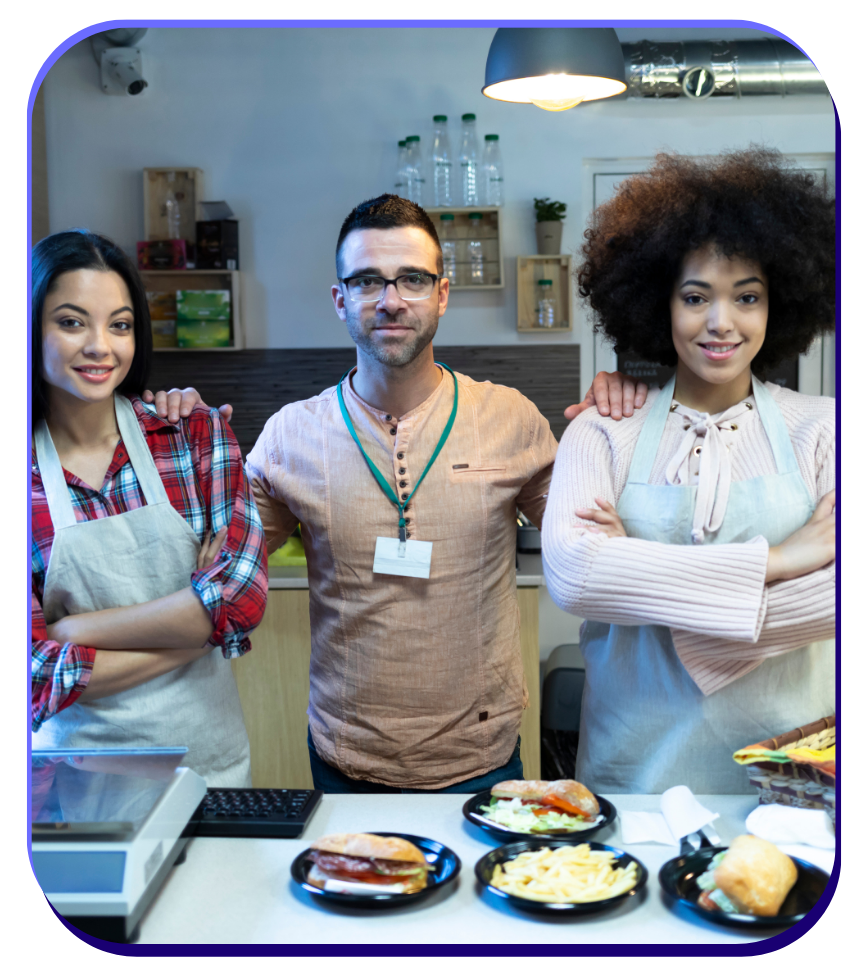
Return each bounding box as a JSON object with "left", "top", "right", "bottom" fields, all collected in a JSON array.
[
  {"left": 621, "top": 39, "right": 828, "bottom": 98},
  {"left": 702, "top": 823, "right": 723, "bottom": 846}
]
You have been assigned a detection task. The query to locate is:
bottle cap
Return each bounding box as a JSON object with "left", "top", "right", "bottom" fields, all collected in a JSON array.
[
  {"left": 538, "top": 279, "right": 553, "bottom": 286},
  {"left": 462, "top": 113, "right": 476, "bottom": 121},
  {"left": 484, "top": 134, "right": 499, "bottom": 140},
  {"left": 398, "top": 140, "right": 406, "bottom": 147},
  {"left": 433, "top": 114, "right": 448, "bottom": 122},
  {"left": 406, "top": 135, "right": 420, "bottom": 142},
  {"left": 468, "top": 213, "right": 483, "bottom": 219},
  {"left": 439, "top": 214, "right": 455, "bottom": 220}
]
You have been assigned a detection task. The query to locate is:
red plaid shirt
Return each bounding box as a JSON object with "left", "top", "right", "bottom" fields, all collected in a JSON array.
[{"left": 31, "top": 397, "right": 268, "bottom": 732}]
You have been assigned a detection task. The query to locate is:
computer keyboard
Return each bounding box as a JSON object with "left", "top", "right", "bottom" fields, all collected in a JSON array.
[{"left": 191, "top": 788, "right": 323, "bottom": 838}]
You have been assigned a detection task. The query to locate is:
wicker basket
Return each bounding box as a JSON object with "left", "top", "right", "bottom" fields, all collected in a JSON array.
[{"left": 743, "top": 716, "right": 836, "bottom": 825}]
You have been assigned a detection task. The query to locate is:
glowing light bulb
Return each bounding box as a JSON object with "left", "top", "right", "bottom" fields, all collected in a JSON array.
[
  {"left": 530, "top": 95, "right": 585, "bottom": 112},
  {"left": 483, "top": 72, "right": 626, "bottom": 109}
]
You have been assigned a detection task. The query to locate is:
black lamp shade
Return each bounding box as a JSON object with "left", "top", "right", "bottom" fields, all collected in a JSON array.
[{"left": 483, "top": 27, "right": 627, "bottom": 105}]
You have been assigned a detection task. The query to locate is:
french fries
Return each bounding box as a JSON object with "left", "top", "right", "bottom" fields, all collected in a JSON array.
[{"left": 490, "top": 844, "right": 639, "bottom": 903}]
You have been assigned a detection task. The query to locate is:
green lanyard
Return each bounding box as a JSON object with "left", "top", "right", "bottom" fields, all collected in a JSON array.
[{"left": 337, "top": 363, "right": 458, "bottom": 544}]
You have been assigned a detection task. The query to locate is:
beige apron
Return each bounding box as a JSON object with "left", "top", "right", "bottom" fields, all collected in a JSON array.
[
  {"left": 577, "top": 377, "right": 835, "bottom": 794},
  {"left": 33, "top": 395, "right": 251, "bottom": 787}
]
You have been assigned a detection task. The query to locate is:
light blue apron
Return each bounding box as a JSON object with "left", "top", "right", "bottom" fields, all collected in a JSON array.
[{"left": 576, "top": 376, "right": 835, "bottom": 794}]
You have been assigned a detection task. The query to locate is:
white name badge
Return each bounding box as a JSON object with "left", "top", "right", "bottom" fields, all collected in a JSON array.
[{"left": 373, "top": 536, "right": 433, "bottom": 579}]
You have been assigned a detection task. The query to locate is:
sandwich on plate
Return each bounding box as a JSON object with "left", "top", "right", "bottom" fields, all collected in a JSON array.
[
  {"left": 480, "top": 779, "right": 601, "bottom": 834},
  {"left": 695, "top": 834, "right": 798, "bottom": 917},
  {"left": 307, "top": 833, "right": 432, "bottom": 894}
]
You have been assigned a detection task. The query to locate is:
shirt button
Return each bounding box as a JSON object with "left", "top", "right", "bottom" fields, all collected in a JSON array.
[
  {"left": 694, "top": 446, "right": 702, "bottom": 455},
  {"left": 401, "top": 493, "right": 408, "bottom": 500},
  {"left": 399, "top": 480, "right": 407, "bottom": 488},
  {"left": 730, "top": 423, "right": 738, "bottom": 431},
  {"left": 397, "top": 453, "right": 404, "bottom": 460},
  {"left": 399, "top": 467, "right": 406, "bottom": 475},
  {"left": 390, "top": 428, "right": 397, "bottom": 436},
  {"left": 385, "top": 414, "right": 392, "bottom": 421},
  {"left": 404, "top": 518, "right": 411, "bottom": 525}
]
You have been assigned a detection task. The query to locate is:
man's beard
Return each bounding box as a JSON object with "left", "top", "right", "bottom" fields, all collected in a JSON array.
[{"left": 346, "top": 309, "right": 438, "bottom": 368}]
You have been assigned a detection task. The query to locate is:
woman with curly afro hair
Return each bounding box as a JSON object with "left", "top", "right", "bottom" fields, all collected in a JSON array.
[{"left": 542, "top": 148, "right": 836, "bottom": 794}]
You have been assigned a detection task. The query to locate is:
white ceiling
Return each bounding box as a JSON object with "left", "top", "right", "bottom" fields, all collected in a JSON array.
[{"left": 614, "top": 27, "right": 782, "bottom": 43}]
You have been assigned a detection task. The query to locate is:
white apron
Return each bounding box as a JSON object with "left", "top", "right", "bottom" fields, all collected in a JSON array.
[
  {"left": 576, "top": 377, "right": 835, "bottom": 794},
  {"left": 33, "top": 395, "right": 251, "bottom": 787}
]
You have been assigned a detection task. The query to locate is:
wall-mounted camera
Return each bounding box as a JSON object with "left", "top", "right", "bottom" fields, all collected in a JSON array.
[{"left": 90, "top": 28, "right": 149, "bottom": 96}]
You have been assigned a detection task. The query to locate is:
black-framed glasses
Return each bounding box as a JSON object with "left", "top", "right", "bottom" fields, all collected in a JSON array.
[{"left": 339, "top": 273, "right": 442, "bottom": 303}]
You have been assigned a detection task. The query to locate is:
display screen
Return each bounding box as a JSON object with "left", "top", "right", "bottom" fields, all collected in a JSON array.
[{"left": 32, "top": 850, "right": 126, "bottom": 893}]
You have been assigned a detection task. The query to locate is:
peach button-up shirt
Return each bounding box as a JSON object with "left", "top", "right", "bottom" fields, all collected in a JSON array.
[{"left": 246, "top": 367, "right": 558, "bottom": 788}]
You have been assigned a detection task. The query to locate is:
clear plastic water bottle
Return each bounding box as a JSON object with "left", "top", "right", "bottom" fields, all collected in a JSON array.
[
  {"left": 165, "top": 170, "right": 181, "bottom": 239},
  {"left": 481, "top": 134, "right": 504, "bottom": 206},
  {"left": 404, "top": 136, "right": 425, "bottom": 205},
  {"left": 394, "top": 140, "right": 408, "bottom": 195},
  {"left": 536, "top": 279, "right": 556, "bottom": 328},
  {"left": 431, "top": 115, "right": 452, "bottom": 207},
  {"left": 439, "top": 214, "right": 457, "bottom": 283},
  {"left": 467, "top": 212, "right": 485, "bottom": 284},
  {"left": 458, "top": 114, "right": 479, "bottom": 206}
]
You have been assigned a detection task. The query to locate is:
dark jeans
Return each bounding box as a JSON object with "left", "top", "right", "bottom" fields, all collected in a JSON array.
[{"left": 307, "top": 727, "right": 523, "bottom": 794}]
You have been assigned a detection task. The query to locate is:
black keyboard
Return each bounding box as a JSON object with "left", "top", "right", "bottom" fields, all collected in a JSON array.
[{"left": 191, "top": 788, "right": 323, "bottom": 838}]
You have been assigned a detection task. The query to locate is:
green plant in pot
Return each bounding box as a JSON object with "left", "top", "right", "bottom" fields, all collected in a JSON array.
[{"left": 534, "top": 197, "right": 566, "bottom": 255}]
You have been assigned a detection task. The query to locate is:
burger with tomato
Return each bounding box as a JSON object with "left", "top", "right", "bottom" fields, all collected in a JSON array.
[
  {"left": 306, "top": 834, "right": 432, "bottom": 894},
  {"left": 480, "top": 779, "right": 601, "bottom": 834}
]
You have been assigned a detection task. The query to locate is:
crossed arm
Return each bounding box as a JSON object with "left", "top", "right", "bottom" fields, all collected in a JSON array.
[{"left": 35, "top": 532, "right": 228, "bottom": 705}]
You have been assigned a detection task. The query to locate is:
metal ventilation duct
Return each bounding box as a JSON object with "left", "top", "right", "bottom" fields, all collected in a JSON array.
[{"left": 621, "top": 39, "right": 828, "bottom": 98}]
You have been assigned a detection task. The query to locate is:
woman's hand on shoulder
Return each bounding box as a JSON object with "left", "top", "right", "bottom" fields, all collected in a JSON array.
[
  {"left": 575, "top": 498, "right": 627, "bottom": 539},
  {"left": 766, "top": 490, "right": 836, "bottom": 583}
]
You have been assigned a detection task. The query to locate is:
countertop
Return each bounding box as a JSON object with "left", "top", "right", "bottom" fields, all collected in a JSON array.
[
  {"left": 268, "top": 553, "right": 546, "bottom": 589},
  {"left": 136, "top": 792, "right": 828, "bottom": 945}
]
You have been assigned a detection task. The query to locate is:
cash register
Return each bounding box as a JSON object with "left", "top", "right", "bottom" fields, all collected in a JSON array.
[{"left": 31, "top": 748, "right": 205, "bottom": 944}]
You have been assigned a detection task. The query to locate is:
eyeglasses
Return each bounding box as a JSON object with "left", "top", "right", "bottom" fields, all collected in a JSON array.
[{"left": 339, "top": 273, "right": 441, "bottom": 303}]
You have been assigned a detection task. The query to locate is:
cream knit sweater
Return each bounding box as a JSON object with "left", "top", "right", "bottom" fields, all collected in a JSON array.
[{"left": 542, "top": 381, "right": 836, "bottom": 696}]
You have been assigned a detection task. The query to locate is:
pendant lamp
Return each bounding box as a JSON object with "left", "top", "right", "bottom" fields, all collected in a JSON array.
[{"left": 483, "top": 27, "right": 627, "bottom": 112}]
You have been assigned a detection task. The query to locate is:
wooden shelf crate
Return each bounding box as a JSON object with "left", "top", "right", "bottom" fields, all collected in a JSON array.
[
  {"left": 516, "top": 255, "right": 573, "bottom": 333},
  {"left": 424, "top": 205, "right": 503, "bottom": 290},
  {"left": 143, "top": 167, "right": 204, "bottom": 242},
  {"left": 140, "top": 269, "right": 244, "bottom": 351}
]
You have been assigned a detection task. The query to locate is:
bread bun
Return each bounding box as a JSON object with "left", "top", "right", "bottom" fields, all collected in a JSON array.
[
  {"left": 307, "top": 863, "right": 329, "bottom": 890},
  {"left": 490, "top": 779, "right": 599, "bottom": 817},
  {"left": 490, "top": 780, "right": 548, "bottom": 800},
  {"left": 546, "top": 779, "right": 600, "bottom": 817},
  {"left": 309, "top": 833, "right": 425, "bottom": 864},
  {"left": 714, "top": 835, "right": 798, "bottom": 917}
]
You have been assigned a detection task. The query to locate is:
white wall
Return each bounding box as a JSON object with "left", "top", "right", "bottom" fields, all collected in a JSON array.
[{"left": 43, "top": 26, "right": 835, "bottom": 352}]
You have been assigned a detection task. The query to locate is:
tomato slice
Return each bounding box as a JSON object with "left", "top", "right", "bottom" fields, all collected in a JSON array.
[{"left": 539, "top": 795, "right": 592, "bottom": 819}]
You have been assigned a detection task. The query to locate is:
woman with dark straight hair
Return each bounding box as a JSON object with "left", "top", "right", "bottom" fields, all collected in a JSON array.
[{"left": 31, "top": 229, "right": 268, "bottom": 786}]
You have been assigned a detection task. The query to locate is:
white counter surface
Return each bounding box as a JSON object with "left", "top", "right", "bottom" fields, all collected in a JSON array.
[{"left": 136, "top": 792, "right": 822, "bottom": 945}]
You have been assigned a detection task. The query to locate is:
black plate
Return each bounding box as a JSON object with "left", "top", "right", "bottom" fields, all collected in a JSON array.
[
  {"left": 475, "top": 839, "right": 648, "bottom": 915},
  {"left": 462, "top": 789, "right": 616, "bottom": 843},
  {"left": 290, "top": 832, "right": 461, "bottom": 909},
  {"left": 658, "top": 846, "right": 830, "bottom": 928}
]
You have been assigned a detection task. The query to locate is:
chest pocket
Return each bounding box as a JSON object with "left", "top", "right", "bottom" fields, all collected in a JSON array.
[{"left": 449, "top": 463, "right": 507, "bottom": 477}]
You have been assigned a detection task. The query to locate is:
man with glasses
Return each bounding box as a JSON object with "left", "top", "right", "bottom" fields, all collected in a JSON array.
[{"left": 149, "top": 195, "right": 646, "bottom": 792}]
